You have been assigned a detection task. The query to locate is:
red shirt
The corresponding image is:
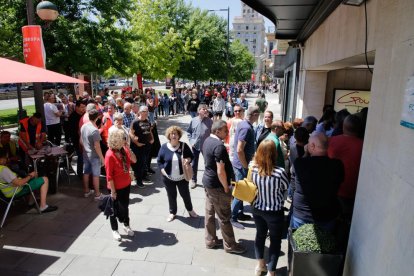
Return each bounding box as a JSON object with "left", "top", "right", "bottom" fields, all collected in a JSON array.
[
  {"left": 105, "top": 147, "right": 132, "bottom": 190},
  {"left": 328, "top": 135, "right": 363, "bottom": 199}
]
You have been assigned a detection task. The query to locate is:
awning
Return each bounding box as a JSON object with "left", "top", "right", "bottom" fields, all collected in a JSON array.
[{"left": 0, "top": 57, "right": 87, "bottom": 84}]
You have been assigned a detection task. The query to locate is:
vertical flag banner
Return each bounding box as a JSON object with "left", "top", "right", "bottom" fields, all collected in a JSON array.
[
  {"left": 137, "top": 72, "right": 143, "bottom": 90},
  {"left": 22, "top": 25, "right": 46, "bottom": 68}
]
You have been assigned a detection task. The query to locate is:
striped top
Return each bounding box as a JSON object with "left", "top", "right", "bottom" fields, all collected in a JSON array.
[{"left": 250, "top": 163, "right": 289, "bottom": 212}]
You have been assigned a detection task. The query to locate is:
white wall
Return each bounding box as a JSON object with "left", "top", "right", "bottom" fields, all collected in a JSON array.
[
  {"left": 344, "top": 1, "right": 414, "bottom": 275},
  {"left": 299, "top": 0, "right": 414, "bottom": 275}
]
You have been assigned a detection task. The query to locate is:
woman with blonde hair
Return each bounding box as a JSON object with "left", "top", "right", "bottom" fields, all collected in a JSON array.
[
  {"left": 157, "top": 125, "right": 198, "bottom": 222},
  {"left": 250, "top": 140, "right": 289, "bottom": 276},
  {"left": 105, "top": 128, "right": 137, "bottom": 241}
]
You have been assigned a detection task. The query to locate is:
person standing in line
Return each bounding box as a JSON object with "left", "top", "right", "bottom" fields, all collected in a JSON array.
[
  {"left": 202, "top": 120, "right": 246, "bottom": 254},
  {"left": 187, "top": 104, "right": 213, "bottom": 189},
  {"left": 44, "top": 93, "right": 63, "bottom": 145},
  {"left": 187, "top": 91, "right": 200, "bottom": 118},
  {"left": 255, "top": 110, "right": 273, "bottom": 148},
  {"left": 225, "top": 104, "right": 244, "bottom": 162},
  {"left": 291, "top": 132, "right": 344, "bottom": 232},
  {"left": 68, "top": 100, "right": 86, "bottom": 177},
  {"left": 265, "top": 121, "right": 287, "bottom": 169},
  {"left": 212, "top": 93, "right": 226, "bottom": 120},
  {"left": 122, "top": 102, "right": 136, "bottom": 130},
  {"left": 255, "top": 93, "right": 268, "bottom": 122},
  {"left": 105, "top": 129, "right": 136, "bottom": 241},
  {"left": 237, "top": 93, "right": 249, "bottom": 110},
  {"left": 249, "top": 140, "right": 289, "bottom": 276},
  {"left": 231, "top": 106, "right": 260, "bottom": 229},
  {"left": 80, "top": 109, "right": 105, "bottom": 200},
  {"left": 129, "top": 106, "right": 154, "bottom": 188},
  {"left": 157, "top": 126, "right": 198, "bottom": 222}
]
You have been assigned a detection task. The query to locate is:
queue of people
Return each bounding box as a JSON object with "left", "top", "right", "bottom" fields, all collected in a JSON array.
[{"left": 0, "top": 85, "right": 366, "bottom": 276}]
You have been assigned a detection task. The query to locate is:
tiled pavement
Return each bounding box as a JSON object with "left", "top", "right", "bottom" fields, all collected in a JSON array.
[{"left": 0, "top": 92, "right": 288, "bottom": 275}]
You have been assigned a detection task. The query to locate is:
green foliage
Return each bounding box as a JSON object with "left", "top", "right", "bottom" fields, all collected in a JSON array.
[
  {"left": 130, "top": 0, "right": 199, "bottom": 80},
  {"left": 177, "top": 8, "right": 227, "bottom": 82},
  {"left": 292, "top": 224, "right": 337, "bottom": 254},
  {"left": 0, "top": 0, "right": 134, "bottom": 75},
  {"left": 229, "top": 40, "right": 256, "bottom": 83}
]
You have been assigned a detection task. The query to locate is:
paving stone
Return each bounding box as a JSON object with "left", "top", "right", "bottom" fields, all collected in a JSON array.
[
  {"left": 0, "top": 247, "right": 31, "bottom": 270},
  {"left": 146, "top": 243, "right": 194, "bottom": 265},
  {"left": 61, "top": 255, "right": 119, "bottom": 276},
  {"left": 17, "top": 251, "right": 76, "bottom": 275},
  {"left": 164, "top": 263, "right": 214, "bottom": 275},
  {"left": 112, "top": 260, "right": 166, "bottom": 275}
]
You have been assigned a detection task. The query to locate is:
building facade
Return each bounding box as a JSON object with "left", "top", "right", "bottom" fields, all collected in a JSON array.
[
  {"left": 242, "top": 0, "right": 414, "bottom": 275},
  {"left": 232, "top": 2, "right": 265, "bottom": 82}
]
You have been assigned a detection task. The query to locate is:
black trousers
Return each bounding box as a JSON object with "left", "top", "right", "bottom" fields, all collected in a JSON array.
[
  {"left": 162, "top": 176, "right": 193, "bottom": 215},
  {"left": 131, "top": 144, "right": 150, "bottom": 185},
  {"left": 108, "top": 185, "right": 130, "bottom": 231},
  {"left": 47, "top": 123, "right": 62, "bottom": 146}
]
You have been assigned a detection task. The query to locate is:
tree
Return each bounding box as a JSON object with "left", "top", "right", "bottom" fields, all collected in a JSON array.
[
  {"left": 129, "top": 0, "right": 199, "bottom": 81},
  {"left": 0, "top": 0, "right": 133, "bottom": 76},
  {"left": 176, "top": 8, "right": 227, "bottom": 84},
  {"left": 228, "top": 39, "right": 256, "bottom": 83}
]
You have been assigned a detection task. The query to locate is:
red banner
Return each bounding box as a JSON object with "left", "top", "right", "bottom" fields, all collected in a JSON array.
[
  {"left": 251, "top": 73, "right": 256, "bottom": 81},
  {"left": 137, "top": 72, "right": 143, "bottom": 90},
  {"left": 22, "top": 25, "right": 46, "bottom": 68}
]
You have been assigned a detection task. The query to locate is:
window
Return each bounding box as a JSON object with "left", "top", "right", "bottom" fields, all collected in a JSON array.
[
  {"left": 245, "top": 39, "right": 248, "bottom": 42},
  {"left": 243, "top": 9, "right": 245, "bottom": 14},
  {"left": 246, "top": 26, "right": 249, "bottom": 30}
]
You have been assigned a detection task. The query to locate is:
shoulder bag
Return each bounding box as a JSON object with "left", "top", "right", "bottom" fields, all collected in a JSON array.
[
  {"left": 181, "top": 142, "right": 193, "bottom": 182},
  {"left": 232, "top": 167, "right": 257, "bottom": 204}
]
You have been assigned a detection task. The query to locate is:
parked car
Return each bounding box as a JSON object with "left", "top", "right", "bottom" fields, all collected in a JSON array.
[
  {"left": 0, "top": 84, "right": 17, "bottom": 93},
  {"left": 108, "top": 79, "right": 118, "bottom": 86}
]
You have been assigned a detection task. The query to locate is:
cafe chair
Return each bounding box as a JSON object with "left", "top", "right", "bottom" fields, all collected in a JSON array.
[{"left": 0, "top": 182, "right": 41, "bottom": 228}]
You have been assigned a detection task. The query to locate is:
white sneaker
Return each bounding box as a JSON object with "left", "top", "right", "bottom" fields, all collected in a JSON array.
[
  {"left": 112, "top": 230, "right": 121, "bottom": 241},
  {"left": 94, "top": 193, "right": 105, "bottom": 201},
  {"left": 84, "top": 189, "right": 94, "bottom": 198},
  {"left": 123, "top": 226, "right": 134, "bottom": 237}
]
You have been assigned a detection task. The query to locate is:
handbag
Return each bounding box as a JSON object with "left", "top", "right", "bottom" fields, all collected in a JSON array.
[
  {"left": 181, "top": 142, "right": 193, "bottom": 182},
  {"left": 232, "top": 167, "right": 257, "bottom": 204}
]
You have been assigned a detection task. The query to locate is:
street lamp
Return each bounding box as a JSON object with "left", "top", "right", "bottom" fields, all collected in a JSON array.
[
  {"left": 25, "top": 0, "right": 59, "bottom": 120},
  {"left": 208, "top": 7, "right": 230, "bottom": 86}
]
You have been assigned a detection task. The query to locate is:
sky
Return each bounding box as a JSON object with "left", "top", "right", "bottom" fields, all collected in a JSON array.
[{"left": 185, "top": 0, "right": 273, "bottom": 31}]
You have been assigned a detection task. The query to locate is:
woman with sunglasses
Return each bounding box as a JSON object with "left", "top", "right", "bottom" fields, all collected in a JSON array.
[{"left": 105, "top": 128, "right": 136, "bottom": 241}]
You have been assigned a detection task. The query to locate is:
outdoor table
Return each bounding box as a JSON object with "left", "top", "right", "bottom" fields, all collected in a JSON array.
[{"left": 28, "top": 146, "right": 70, "bottom": 193}]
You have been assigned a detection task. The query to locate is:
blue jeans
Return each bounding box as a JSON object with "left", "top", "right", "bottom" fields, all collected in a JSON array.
[
  {"left": 191, "top": 147, "right": 201, "bottom": 182},
  {"left": 148, "top": 112, "right": 155, "bottom": 124},
  {"left": 290, "top": 215, "right": 336, "bottom": 233},
  {"left": 189, "top": 111, "right": 197, "bottom": 118},
  {"left": 253, "top": 209, "right": 284, "bottom": 272},
  {"left": 231, "top": 166, "right": 247, "bottom": 220}
]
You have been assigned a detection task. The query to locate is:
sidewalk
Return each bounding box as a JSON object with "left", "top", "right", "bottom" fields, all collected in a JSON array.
[{"left": 0, "top": 92, "right": 288, "bottom": 275}]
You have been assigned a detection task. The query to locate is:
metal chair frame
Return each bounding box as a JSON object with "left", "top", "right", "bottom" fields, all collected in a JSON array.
[{"left": 0, "top": 182, "right": 41, "bottom": 228}]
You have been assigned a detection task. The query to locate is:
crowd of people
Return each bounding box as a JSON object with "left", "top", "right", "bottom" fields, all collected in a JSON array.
[{"left": 0, "top": 83, "right": 367, "bottom": 276}]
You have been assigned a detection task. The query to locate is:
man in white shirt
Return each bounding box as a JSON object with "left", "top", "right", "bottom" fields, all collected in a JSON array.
[{"left": 44, "top": 93, "right": 62, "bottom": 145}]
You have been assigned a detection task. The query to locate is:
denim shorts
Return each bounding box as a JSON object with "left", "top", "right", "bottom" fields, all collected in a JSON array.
[{"left": 83, "top": 156, "right": 101, "bottom": 177}]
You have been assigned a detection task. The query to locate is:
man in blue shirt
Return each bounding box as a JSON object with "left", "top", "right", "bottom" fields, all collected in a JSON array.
[{"left": 231, "top": 106, "right": 260, "bottom": 229}]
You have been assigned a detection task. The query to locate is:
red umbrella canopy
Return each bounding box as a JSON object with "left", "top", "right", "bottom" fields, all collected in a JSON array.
[{"left": 0, "top": 58, "right": 88, "bottom": 84}]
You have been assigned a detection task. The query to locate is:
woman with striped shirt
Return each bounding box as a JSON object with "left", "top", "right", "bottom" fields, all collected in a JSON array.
[{"left": 250, "top": 140, "right": 289, "bottom": 276}]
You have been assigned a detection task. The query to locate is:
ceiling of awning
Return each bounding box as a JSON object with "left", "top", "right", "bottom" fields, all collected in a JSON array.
[{"left": 241, "top": 0, "right": 343, "bottom": 42}]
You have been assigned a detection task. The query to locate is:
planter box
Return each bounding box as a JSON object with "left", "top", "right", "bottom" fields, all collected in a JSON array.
[{"left": 288, "top": 229, "right": 343, "bottom": 276}]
